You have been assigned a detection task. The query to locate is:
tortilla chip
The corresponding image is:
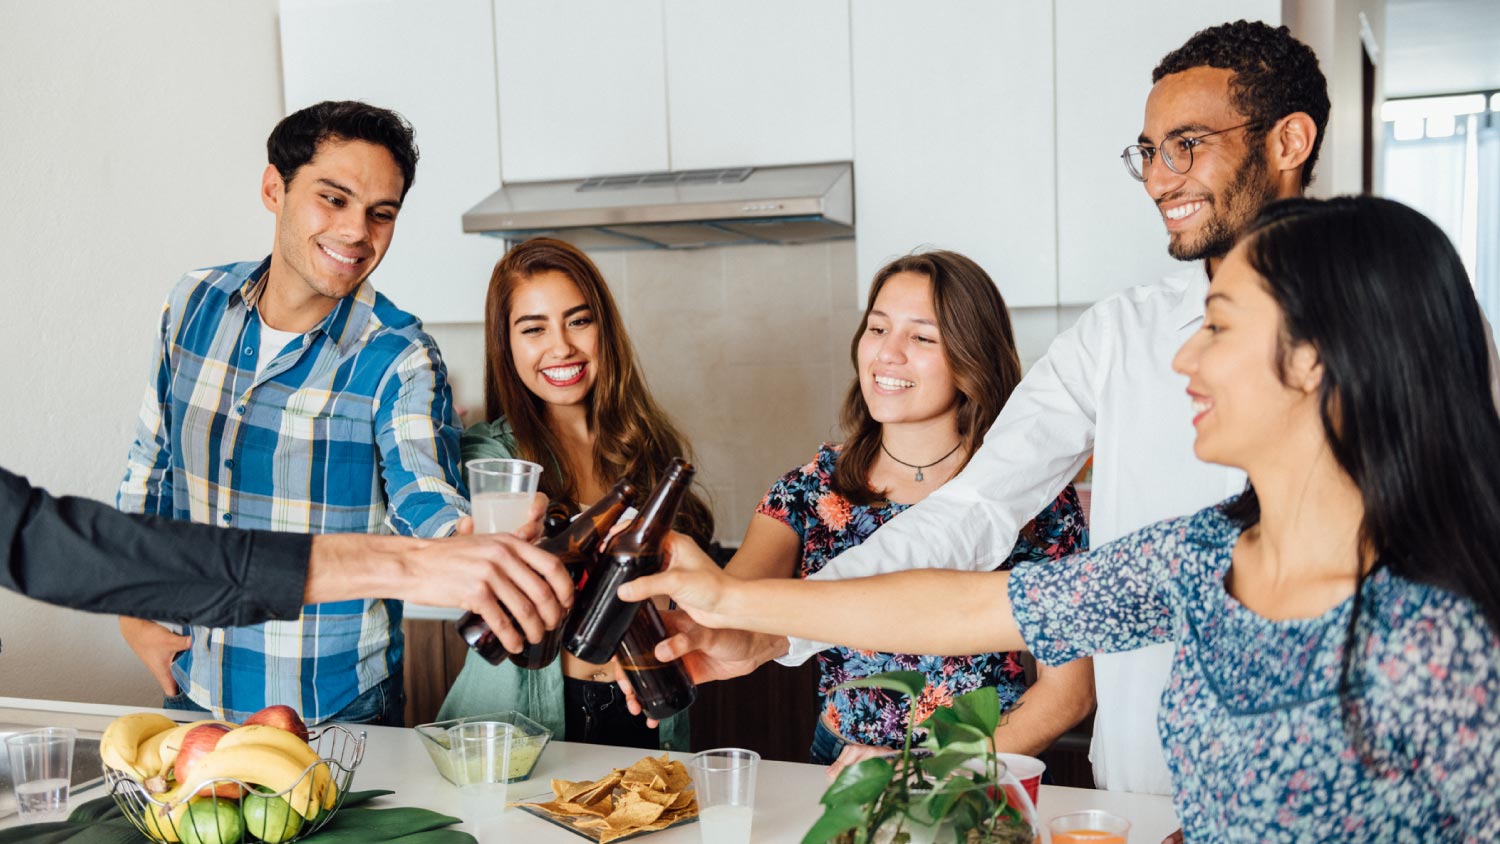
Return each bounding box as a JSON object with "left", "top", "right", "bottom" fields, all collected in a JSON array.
[{"left": 526, "top": 755, "right": 698, "bottom": 841}]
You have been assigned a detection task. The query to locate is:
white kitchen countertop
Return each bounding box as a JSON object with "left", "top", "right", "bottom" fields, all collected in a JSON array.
[{"left": 0, "top": 697, "right": 1179, "bottom": 843}]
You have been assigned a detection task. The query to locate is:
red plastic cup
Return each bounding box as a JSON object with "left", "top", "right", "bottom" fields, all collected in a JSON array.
[{"left": 997, "top": 752, "right": 1046, "bottom": 807}]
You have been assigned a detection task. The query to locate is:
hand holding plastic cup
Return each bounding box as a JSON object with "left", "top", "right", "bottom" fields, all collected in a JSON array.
[
  {"left": 1048, "top": 809, "right": 1131, "bottom": 844},
  {"left": 5, "top": 727, "right": 77, "bottom": 822},
  {"left": 686, "top": 748, "right": 758, "bottom": 844},
  {"left": 448, "top": 721, "right": 514, "bottom": 828},
  {"left": 468, "top": 459, "right": 542, "bottom": 535}
]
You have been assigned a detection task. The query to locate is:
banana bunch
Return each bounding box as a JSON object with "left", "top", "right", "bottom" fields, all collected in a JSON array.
[
  {"left": 101, "top": 711, "right": 339, "bottom": 835},
  {"left": 100, "top": 715, "right": 237, "bottom": 780}
]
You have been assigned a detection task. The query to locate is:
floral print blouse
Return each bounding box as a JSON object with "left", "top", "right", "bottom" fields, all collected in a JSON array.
[
  {"left": 1010, "top": 500, "right": 1500, "bottom": 844},
  {"left": 758, "top": 443, "right": 1087, "bottom": 748}
]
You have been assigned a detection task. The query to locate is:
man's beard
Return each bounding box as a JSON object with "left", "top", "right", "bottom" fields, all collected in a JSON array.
[{"left": 1168, "top": 150, "right": 1278, "bottom": 262}]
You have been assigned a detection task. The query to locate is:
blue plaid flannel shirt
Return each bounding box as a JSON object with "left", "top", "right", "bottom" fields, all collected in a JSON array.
[{"left": 117, "top": 257, "right": 468, "bottom": 723}]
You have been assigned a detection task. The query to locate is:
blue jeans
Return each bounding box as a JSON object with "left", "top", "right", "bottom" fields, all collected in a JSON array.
[
  {"left": 809, "top": 718, "right": 850, "bottom": 766},
  {"left": 163, "top": 668, "right": 405, "bottom": 727}
]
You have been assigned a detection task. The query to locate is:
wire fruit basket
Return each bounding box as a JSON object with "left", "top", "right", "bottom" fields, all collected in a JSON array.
[{"left": 105, "top": 725, "right": 365, "bottom": 844}]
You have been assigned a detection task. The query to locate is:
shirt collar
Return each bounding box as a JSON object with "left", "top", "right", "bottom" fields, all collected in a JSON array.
[
  {"left": 1167, "top": 259, "right": 1213, "bottom": 331},
  {"left": 234, "top": 255, "right": 376, "bottom": 353}
]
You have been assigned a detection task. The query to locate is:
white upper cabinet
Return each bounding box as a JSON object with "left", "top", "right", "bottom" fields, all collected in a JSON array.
[
  {"left": 280, "top": 0, "right": 505, "bottom": 324},
  {"left": 850, "top": 1, "right": 1058, "bottom": 309},
  {"left": 1054, "top": 0, "right": 1282, "bottom": 304},
  {"left": 494, "top": 0, "right": 670, "bottom": 182},
  {"left": 663, "top": 0, "right": 852, "bottom": 171}
]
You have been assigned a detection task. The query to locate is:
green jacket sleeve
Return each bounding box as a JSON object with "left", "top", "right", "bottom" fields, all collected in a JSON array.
[{"left": 461, "top": 418, "right": 521, "bottom": 464}]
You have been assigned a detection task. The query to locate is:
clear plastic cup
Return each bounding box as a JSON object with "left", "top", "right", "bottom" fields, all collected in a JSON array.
[
  {"left": 686, "top": 748, "right": 759, "bottom": 844},
  {"left": 448, "top": 721, "right": 514, "bottom": 829},
  {"left": 5, "top": 727, "right": 76, "bottom": 822},
  {"left": 467, "top": 459, "right": 542, "bottom": 535},
  {"left": 1048, "top": 809, "right": 1131, "bottom": 844}
]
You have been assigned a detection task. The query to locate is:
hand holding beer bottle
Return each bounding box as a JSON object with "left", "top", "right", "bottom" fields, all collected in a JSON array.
[
  {"left": 566, "top": 459, "right": 698, "bottom": 719},
  {"left": 456, "top": 482, "right": 636, "bottom": 667}
]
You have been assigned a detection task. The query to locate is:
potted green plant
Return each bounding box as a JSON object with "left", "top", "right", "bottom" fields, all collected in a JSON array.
[{"left": 803, "top": 671, "right": 1038, "bottom": 844}]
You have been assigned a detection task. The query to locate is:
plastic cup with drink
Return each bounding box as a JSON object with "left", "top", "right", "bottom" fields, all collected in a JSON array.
[
  {"left": 686, "top": 747, "right": 759, "bottom": 844},
  {"left": 5, "top": 727, "right": 77, "bottom": 822},
  {"left": 1048, "top": 809, "right": 1131, "bottom": 844},
  {"left": 467, "top": 459, "right": 542, "bottom": 535}
]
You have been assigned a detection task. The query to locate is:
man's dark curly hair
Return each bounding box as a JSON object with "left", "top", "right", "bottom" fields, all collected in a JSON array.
[
  {"left": 1153, "top": 20, "right": 1329, "bottom": 188},
  {"left": 267, "top": 100, "right": 419, "bottom": 200}
]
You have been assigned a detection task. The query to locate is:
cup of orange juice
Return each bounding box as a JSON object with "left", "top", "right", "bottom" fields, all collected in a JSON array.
[{"left": 1048, "top": 809, "right": 1130, "bottom": 844}]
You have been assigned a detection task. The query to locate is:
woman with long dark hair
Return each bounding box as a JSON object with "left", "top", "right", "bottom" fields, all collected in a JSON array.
[
  {"left": 625, "top": 197, "right": 1500, "bottom": 841},
  {"left": 667, "top": 250, "right": 1090, "bottom": 773},
  {"left": 439, "top": 237, "right": 712, "bottom": 752}
]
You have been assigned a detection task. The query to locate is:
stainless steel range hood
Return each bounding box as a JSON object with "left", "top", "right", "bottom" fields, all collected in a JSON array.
[{"left": 461, "top": 162, "right": 853, "bottom": 250}]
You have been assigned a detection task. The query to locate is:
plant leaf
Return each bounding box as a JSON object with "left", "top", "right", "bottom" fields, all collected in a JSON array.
[
  {"left": 832, "top": 670, "right": 926, "bottom": 701},
  {"left": 801, "top": 803, "right": 867, "bottom": 844},
  {"left": 820, "top": 756, "right": 896, "bottom": 806},
  {"left": 951, "top": 685, "right": 1002, "bottom": 736},
  {"left": 923, "top": 715, "right": 989, "bottom": 754},
  {"left": 922, "top": 774, "right": 986, "bottom": 824},
  {"left": 920, "top": 748, "right": 974, "bottom": 781}
]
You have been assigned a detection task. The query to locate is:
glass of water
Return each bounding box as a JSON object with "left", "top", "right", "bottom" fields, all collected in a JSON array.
[
  {"left": 687, "top": 747, "right": 759, "bottom": 844},
  {"left": 467, "top": 459, "right": 543, "bottom": 535},
  {"left": 5, "top": 727, "right": 76, "bottom": 822},
  {"left": 448, "top": 721, "right": 514, "bottom": 830}
]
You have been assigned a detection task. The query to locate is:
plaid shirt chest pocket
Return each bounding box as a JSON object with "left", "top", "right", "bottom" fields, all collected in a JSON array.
[{"left": 230, "top": 385, "right": 385, "bottom": 533}]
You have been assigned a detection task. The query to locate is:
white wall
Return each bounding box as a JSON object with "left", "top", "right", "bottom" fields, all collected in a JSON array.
[
  {"left": 0, "top": 0, "right": 284, "bottom": 704},
  {"left": 1284, "top": 0, "right": 1387, "bottom": 198}
]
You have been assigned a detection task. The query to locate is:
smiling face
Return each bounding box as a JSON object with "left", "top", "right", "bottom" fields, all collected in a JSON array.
[
  {"left": 507, "top": 269, "right": 600, "bottom": 409},
  {"left": 263, "top": 138, "right": 403, "bottom": 310},
  {"left": 1140, "top": 67, "right": 1279, "bottom": 263},
  {"left": 1172, "top": 242, "right": 1322, "bottom": 469},
  {"left": 856, "top": 271, "right": 960, "bottom": 428}
]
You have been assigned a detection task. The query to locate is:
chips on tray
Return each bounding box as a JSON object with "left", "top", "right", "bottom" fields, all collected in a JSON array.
[{"left": 517, "top": 754, "right": 698, "bottom": 842}]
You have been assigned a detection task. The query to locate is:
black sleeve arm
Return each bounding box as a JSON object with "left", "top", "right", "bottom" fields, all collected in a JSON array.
[{"left": 1, "top": 465, "right": 312, "bottom": 626}]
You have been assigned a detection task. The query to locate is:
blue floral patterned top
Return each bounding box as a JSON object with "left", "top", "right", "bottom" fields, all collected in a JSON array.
[
  {"left": 758, "top": 443, "right": 1088, "bottom": 748},
  {"left": 1009, "top": 500, "right": 1500, "bottom": 844}
]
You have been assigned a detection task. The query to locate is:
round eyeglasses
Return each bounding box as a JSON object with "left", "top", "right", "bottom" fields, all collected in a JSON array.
[{"left": 1121, "top": 120, "right": 1265, "bottom": 182}]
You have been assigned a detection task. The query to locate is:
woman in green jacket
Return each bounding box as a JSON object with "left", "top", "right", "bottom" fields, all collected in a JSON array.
[{"left": 438, "top": 237, "right": 713, "bottom": 752}]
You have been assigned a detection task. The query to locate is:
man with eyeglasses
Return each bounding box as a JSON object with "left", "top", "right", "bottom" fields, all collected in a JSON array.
[{"left": 647, "top": 20, "right": 1333, "bottom": 799}]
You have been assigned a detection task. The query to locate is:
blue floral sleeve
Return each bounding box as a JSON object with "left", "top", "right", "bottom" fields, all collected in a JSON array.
[{"left": 1008, "top": 514, "right": 1186, "bottom": 666}]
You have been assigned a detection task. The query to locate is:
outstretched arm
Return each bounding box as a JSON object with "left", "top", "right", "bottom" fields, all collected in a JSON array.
[{"left": 620, "top": 533, "right": 1025, "bottom": 656}]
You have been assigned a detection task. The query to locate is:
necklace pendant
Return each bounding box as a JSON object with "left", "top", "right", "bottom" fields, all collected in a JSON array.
[{"left": 914, "top": 467, "right": 924, "bottom": 482}]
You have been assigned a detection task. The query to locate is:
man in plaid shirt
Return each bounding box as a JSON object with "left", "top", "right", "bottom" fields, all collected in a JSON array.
[{"left": 116, "top": 101, "right": 468, "bottom": 726}]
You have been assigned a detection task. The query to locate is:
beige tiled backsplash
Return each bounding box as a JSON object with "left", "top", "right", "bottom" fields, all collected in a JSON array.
[{"left": 425, "top": 240, "right": 1079, "bottom": 544}]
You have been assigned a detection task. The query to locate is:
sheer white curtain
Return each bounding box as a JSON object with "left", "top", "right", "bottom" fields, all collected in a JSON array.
[{"left": 1382, "top": 111, "right": 1500, "bottom": 328}]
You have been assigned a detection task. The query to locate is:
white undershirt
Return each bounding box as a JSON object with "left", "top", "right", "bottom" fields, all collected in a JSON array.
[{"left": 255, "top": 314, "right": 305, "bottom": 381}]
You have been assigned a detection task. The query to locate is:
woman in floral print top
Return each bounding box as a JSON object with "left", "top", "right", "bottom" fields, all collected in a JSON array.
[
  {"left": 675, "top": 249, "right": 1093, "bottom": 771},
  {"left": 627, "top": 199, "right": 1500, "bottom": 842},
  {"left": 758, "top": 442, "right": 1085, "bottom": 754}
]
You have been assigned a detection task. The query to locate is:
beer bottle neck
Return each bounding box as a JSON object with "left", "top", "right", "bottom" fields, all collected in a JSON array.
[
  {"left": 538, "top": 482, "right": 636, "bottom": 558},
  {"left": 612, "top": 465, "right": 692, "bottom": 554}
]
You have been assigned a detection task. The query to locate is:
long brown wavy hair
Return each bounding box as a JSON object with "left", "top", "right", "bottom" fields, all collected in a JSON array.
[
  {"left": 831, "top": 250, "right": 1023, "bottom": 506},
  {"left": 482, "top": 237, "right": 714, "bottom": 545}
]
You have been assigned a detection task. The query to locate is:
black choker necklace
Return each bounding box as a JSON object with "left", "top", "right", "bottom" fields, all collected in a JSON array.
[{"left": 880, "top": 441, "right": 962, "bottom": 482}]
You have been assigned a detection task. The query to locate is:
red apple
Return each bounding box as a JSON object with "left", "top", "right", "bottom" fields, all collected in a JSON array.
[
  {"left": 242, "top": 705, "right": 310, "bottom": 743},
  {"left": 173, "top": 724, "right": 242, "bottom": 799}
]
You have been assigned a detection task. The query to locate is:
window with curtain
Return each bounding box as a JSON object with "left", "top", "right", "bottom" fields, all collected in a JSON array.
[{"left": 1381, "top": 93, "right": 1500, "bottom": 327}]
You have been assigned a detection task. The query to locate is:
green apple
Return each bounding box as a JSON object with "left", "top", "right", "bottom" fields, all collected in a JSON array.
[
  {"left": 242, "top": 787, "right": 305, "bottom": 843},
  {"left": 178, "top": 798, "right": 245, "bottom": 844}
]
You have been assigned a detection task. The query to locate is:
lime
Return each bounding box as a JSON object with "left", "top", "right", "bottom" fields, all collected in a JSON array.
[
  {"left": 178, "top": 798, "right": 245, "bottom": 844},
  {"left": 242, "top": 787, "right": 305, "bottom": 843}
]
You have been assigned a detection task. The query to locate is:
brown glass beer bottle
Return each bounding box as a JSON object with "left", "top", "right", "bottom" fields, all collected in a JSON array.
[
  {"left": 564, "top": 458, "right": 694, "bottom": 664},
  {"left": 455, "top": 481, "right": 636, "bottom": 668},
  {"left": 616, "top": 601, "right": 697, "bottom": 719}
]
